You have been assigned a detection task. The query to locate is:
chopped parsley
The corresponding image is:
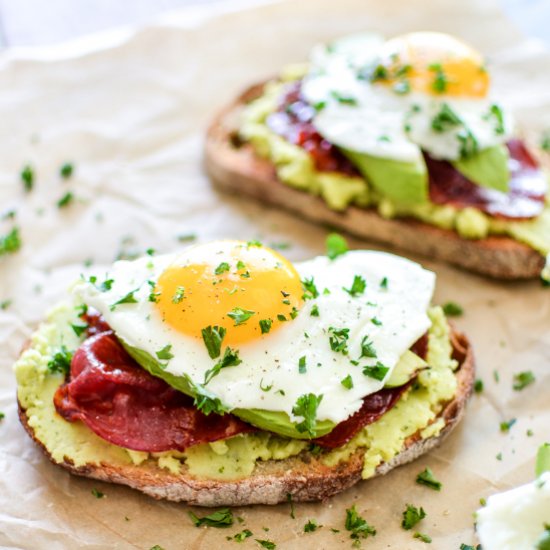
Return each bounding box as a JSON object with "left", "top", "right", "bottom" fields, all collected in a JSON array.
[
  {"left": 259, "top": 319, "right": 272, "bottom": 334},
  {"left": 485, "top": 104, "right": 505, "bottom": 135},
  {"left": 177, "top": 233, "right": 196, "bottom": 243},
  {"left": 255, "top": 540, "right": 276, "bottom": 550},
  {"left": 57, "top": 191, "right": 74, "bottom": 208},
  {"left": 401, "top": 504, "right": 426, "bottom": 530},
  {"left": 260, "top": 379, "right": 273, "bottom": 392},
  {"left": 298, "top": 355, "right": 307, "bottom": 374},
  {"left": 96, "top": 278, "right": 114, "bottom": 292},
  {"left": 172, "top": 286, "right": 185, "bottom": 304},
  {"left": 341, "top": 374, "right": 354, "bottom": 390},
  {"left": 330, "top": 91, "right": 358, "bottom": 105},
  {"left": 201, "top": 325, "right": 226, "bottom": 358},
  {"left": 442, "top": 301, "right": 463, "bottom": 317},
  {"left": 289, "top": 307, "right": 299, "bottom": 320},
  {"left": 246, "top": 240, "right": 262, "bottom": 247},
  {"left": 301, "top": 277, "right": 319, "bottom": 300},
  {"left": 362, "top": 362, "right": 389, "bottom": 381},
  {"left": 204, "top": 347, "right": 242, "bottom": 384},
  {"left": 71, "top": 323, "right": 88, "bottom": 337},
  {"left": 429, "top": 63, "right": 447, "bottom": 93},
  {"left": 91, "top": 488, "right": 105, "bottom": 499},
  {"left": 21, "top": 164, "right": 34, "bottom": 192},
  {"left": 345, "top": 505, "right": 376, "bottom": 541},
  {"left": 380, "top": 276, "right": 388, "bottom": 289},
  {"left": 47, "top": 346, "right": 73, "bottom": 376},
  {"left": 326, "top": 233, "right": 348, "bottom": 260},
  {"left": 360, "top": 335, "right": 377, "bottom": 359},
  {"left": 277, "top": 314, "right": 287, "bottom": 322},
  {"left": 292, "top": 393, "right": 323, "bottom": 437},
  {"left": 431, "top": 103, "right": 461, "bottom": 132},
  {"left": 536, "top": 443, "right": 550, "bottom": 477},
  {"left": 512, "top": 371, "right": 535, "bottom": 391},
  {"left": 328, "top": 326, "right": 349, "bottom": 355},
  {"left": 474, "top": 379, "right": 484, "bottom": 393},
  {"left": 414, "top": 532, "right": 432, "bottom": 543},
  {"left": 189, "top": 507, "right": 234, "bottom": 528},
  {"left": 460, "top": 545, "right": 481, "bottom": 550},
  {"left": 110, "top": 289, "right": 138, "bottom": 310},
  {"left": 155, "top": 344, "right": 174, "bottom": 362},
  {"left": 0, "top": 412, "right": 4, "bottom": 420},
  {"left": 371, "top": 317, "right": 382, "bottom": 326},
  {"left": 232, "top": 529, "right": 253, "bottom": 542},
  {"left": 0, "top": 227, "right": 22, "bottom": 257},
  {"left": 0, "top": 300, "right": 10, "bottom": 310},
  {"left": 287, "top": 493, "right": 296, "bottom": 519},
  {"left": 215, "top": 262, "right": 230, "bottom": 275},
  {"left": 304, "top": 519, "right": 319, "bottom": 533},
  {"left": 457, "top": 128, "right": 479, "bottom": 158},
  {"left": 60, "top": 162, "right": 74, "bottom": 179},
  {"left": 149, "top": 546, "right": 165, "bottom": 550},
  {"left": 310, "top": 304, "right": 319, "bottom": 317},
  {"left": 500, "top": 418, "right": 516, "bottom": 433},
  {"left": 147, "top": 281, "right": 160, "bottom": 303},
  {"left": 343, "top": 275, "right": 366, "bottom": 297},
  {"left": 416, "top": 467, "right": 442, "bottom": 491},
  {"left": 228, "top": 307, "right": 255, "bottom": 326}
]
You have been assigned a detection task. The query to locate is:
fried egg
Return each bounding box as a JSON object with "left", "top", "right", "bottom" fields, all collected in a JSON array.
[
  {"left": 302, "top": 31, "right": 513, "bottom": 162},
  {"left": 73, "top": 241, "right": 435, "bottom": 425}
]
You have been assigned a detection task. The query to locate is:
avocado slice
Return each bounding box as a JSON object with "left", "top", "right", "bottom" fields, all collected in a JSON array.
[
  {"left": 124, "top": 343, "right": 424, "bottom": 440},
  {"left": 343, "top": 148, "right": 429, "bottom": 206},
  {"left": 384, "top": 350, "right": 427, "bottom": 388},
  {"left": 452, "top": 144, "right": 510, "bottom": 193}
]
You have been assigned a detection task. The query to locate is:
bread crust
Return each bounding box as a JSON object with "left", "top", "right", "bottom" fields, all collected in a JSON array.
[
  {"left": 204, "top": 83, "right": 545, "bottom": 280},
  {"left": 18, "top": 329, "right": 475, "bottom": 506}
]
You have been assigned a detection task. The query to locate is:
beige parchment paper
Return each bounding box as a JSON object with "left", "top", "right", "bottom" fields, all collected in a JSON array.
[{"left": 1, "top": 0, "right": 549, "bottom": 548}]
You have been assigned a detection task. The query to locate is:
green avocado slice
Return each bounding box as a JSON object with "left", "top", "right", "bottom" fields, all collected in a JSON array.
[
  {"left": 452, "top": 144, "right": 510, "bottom": 193},
  {"left": 343, "top": 148, "right": 429, "bottom": 206},
  {"left": 123, "top": 342, "right": 423, "bottom": 440}
]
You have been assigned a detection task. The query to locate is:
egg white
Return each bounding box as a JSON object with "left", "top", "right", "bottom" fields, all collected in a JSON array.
[{"left": 73, "top": 249, "right": 435, "bottom": 425}]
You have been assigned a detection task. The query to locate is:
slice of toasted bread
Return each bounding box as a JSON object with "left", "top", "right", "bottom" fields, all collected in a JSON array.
[
  {"left": 204, "top": 83, "right": 545, "bottom": 280},
  {"left": 17, "top": 329, "right": 474, "bottom": 507}
]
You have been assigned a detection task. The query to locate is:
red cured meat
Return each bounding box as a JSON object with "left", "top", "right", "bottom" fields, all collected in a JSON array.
[
  {"left": 54, "top": 331, "right": 253, "bottom": 452},
  {"left": 426, "top": 139, "right": 546, "bottom": 220},
  {"left": 268, "top": 82, "right": 546, "bottom": 220}
]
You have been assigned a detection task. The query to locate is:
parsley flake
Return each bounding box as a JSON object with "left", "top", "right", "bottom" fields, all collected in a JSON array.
[
  {"left": 326, "top": 233, "right": 348, "bottom": 260},
  {"left": 328, "top": 327, "right": 349, "bottom": 355},
  {"left": 298, "top": 355, "right": 307, "bottom": 374},
  {"left": 310, "top": 304, "right": 320, "bottom": 317},
  {"left": 91, "top": 488, "right": 105, "bottom": 499},
  {"left": 512, "top": 371, "right": 535, "bottom": 391},
  {"left": 431, "top": 103, "right": 461, "bottom": 132},
  {"left": 343, "top": 275, "right": 366, "bottom": 297},
  {"left": 189, "top": 508, "right": 234, "bottom": 528},
  {"left": 57, "top": 191, "right": 74, "bottom": 209},
  {"left": 228, "top": 307, "right": 255, "bottom": 326},
  {"left": 0, "top": 227, "right": 22, "bottom": 257},
  {"left": 201, "top": 325, "right": 226, "bottom": 359},
  {"left": 536, "top": 443, "right": 550, "bottom": 477},
  {"left": 260, "top": 379, "right": 273, "bottom": 392},
  {"left": 233, "top": 529, "right": 253, "bottom": 542},
  {"left": 21, "top": 164, "right": 34, "bottom": 192},
  {"left": 341, "top": 374, "right": 354, "bottom": 390},
  {"left": 172, "top": 286, "right": 185, "bottom": 304},
  {"left": 500, "top": 418, "right": 516, "bottom": 433},
  {"left": 304, "top": 519, "right": 319, "bottom": 533},
  {"left": 416, "top": 467, "right": 442, "bottom": 491},
  {"left": 215, "top": 262, "right": 230, "bottom": 275},
  {"left": 362, "top": 362, "right": 389, "bottom": 381},
  {"left": 110, "top": 289, "right": 138, "bottom": 310},
  {"left": 71, "top": 323, "right": 88, "bottom": 337},
  {"left": 204, "top": 347, "right": 242, "bottom": 384},
  {"left": 259, "top": 319, "right": 272, "bottom": 334},
  {"left": 414, "top": 532, "right": 432, "bottom": 543},
  {"left": 255, "top": 540, "right": 276, "bottom": 550},
  {"left": 47, "top": 346, "right": 73, "bottom": 376},
  {"left": 442, "top": 301, "right": 464, "bottom": 316},
  {"left": 371, "top": 317, "right": 382, "bottom": 326},
  {"left": 292, "top": 393, "right": 323, "bottom": 437},
  {"left": 301, "top": 277, "right": 319, "bottom": 300},
  {"left": 60, "top": 162, "right": 74, "bottom": 179},
  {"left": 474, "top": 379, "right": 484, "bottom": 393},
  {"left": 360, "top": 335, "right": 377, "bottom": 359},
  {"left": 345, "top": 505, "right": 376, "bottom": 541},
  {"left": 156, "top": 344, "right": 174, "bottom": 362},
  {"left": 402, "top": 504, "right": 426, "bottom": 530}
]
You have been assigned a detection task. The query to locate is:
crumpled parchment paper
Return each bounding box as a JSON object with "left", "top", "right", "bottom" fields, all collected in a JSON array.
[{"left": 1, "top": 0, "right": 549, "bottom": 548}]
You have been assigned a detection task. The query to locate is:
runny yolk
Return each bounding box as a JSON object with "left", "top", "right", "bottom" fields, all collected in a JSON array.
[
  {"left": 154, "top": 241, "right": 303, "bottom": 345},
  {"left": 377, "top": 32, "right": 490, "bottom": 98}
]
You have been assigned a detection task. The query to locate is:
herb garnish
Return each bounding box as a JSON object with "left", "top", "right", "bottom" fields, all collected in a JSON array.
[
  {"left": 330, "top": 91, "right": 358, "bottom": 105},
  {"left": 215, "top": 262, "right": 230, "bottom": 275},
  {"left": 0, "top": 227, "right": 22, "bottom": 257},
  {"left": 341, "top": 374, "right": 354, "bottom": 390},
  {"left": 204, "top": 347, "right": 242, "bottom": 384},
  {"left": 232, "top": 529, "right": 253, "bottom": 542},
  {"left": 457, "top": 128, "right": 479, "bottom": 158},
  {"left": 189, "top": 507, "right": 234, "bottom": 528},
  {"left": 255, "top": 540, "right": 276, "bottom": 550},
  {"left": 402, "top": 504, "right": 426, "bottom": 530},
  {"left": 259, "top": 319, "right": 272, "bottom": 334},
  {"left": 442, "top": 301, "right": 463, "bottom": 317},
  {"left": 431, "top": 103, "right": 461, "bottom": 132},
  {"left": 429, "top": 63, "right": 447, "bottom": 93},
  {"left": 371, "top": 317, "right": 382, "bottom": 326},
  {"left": 172, "top": 286, "right": 185, "bottom": 303},
  {"left": 21, "top": 164, "right": 34, "bottom": 192},
  {"left": 500, "top": 418, "right": 516, "bottom": 433},
  {"left": 345, "top": 505, "right": 376, "bottom": 542},
  {"left": 310, "top": 304, "right": 319, "bottom": 317},
  {"left": 460, "top": 545, "right": 481, "bottom": 550},
  {"left": 302, "top": 277, "right": 319, "bottom": 300},
  {"left": 156, "top": 344, "right": 174, "bottom": 362},
  {"left": 0, "top": 300, "right": 11, "bottom": 310},
  {"left": 474, "top": 379, "right": 484, "bottom": 393},
  {"left": 512, "top": 371, "right": 535, "bottom": 391},
  {"left": 60, "top": 162, "right": 74, "bottom": 179},
  {"left": 57, "top": 191, "right": 74, "bottom": 208},
  {"left": 343, "top": 275, "right": 366, "bottom": 297},
  {"left": 380, "top": 276, "right": 388, "bottom": 289},
  {"left": 360, "top": 335, "right": 377, "bottom": 359},
  {"left": 416, "top": 467, "right": 442, "bottom": 491},
  {"left": 47, "top": 346, "right": 73, "bottom": 376},
  {"left": 110, "top": 289, "right": 138, "bottom": 310},
  {"left": 292, "top": 393, "right": 323, "bottom": 437},
  {"left": 304, "top": 519, "right": 319, "bottom": 533},
  {"left": 328, "top": 327, "right": 349, "bottom": 355},
  {"left": 326, "top": 233, "right": 348, "bottom": 260},
  {"left": 201, "top": 325, "right": 226, "bottom": 358},
  {"left": 362, "top": 362, "right": 389, "bottom": 381},
  {"left": 413, "top": 532, "right": 432, "bottom": 543},
  {"left": 91, "top": 488, "right": 105, "bottom": 499},
  {"left": 147, "top": 280, "right": 160, "bottom": 303},
  {"left": 71, "top": 323, "right": 88, "bottom": 337},
  {"left": 228, "top": 307, "right": 255, "bottom": 326},
  {"left": 298, "top": 356, "right": 307, "bottom": 374},
  {"left": 287, "top": 493, "right": 296, "bottom": 519},
  {"left": 260, "top": 379, "right": 273, "bottom": 392},
  {"left": 485, "top": 104, "right": 505, "bottom": 135},
  {"left": 535, "top": 443, "right": 550, "bottom": 477}
]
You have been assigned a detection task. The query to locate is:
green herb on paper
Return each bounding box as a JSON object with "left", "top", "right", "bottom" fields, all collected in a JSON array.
[
  {"left": 0, "top": 227, "right": 22, "bottom": 257},
  {"left": 60, "top": 162, "right": 74, "bottom": 179},
  {"left": 414, "top": 532, "right": 432, "bottom": 543},
  {"left": 233, "top": 529, "right": 253, "bottom": 542},
  {"left": 416, "top": 468, "right": 442, "bottom": 491},
  {"left": 512, "top": 371, "right": 535, "bottom": 391},
  {"left": 255, "top": 540, "right": 276, "bottom": 550},
  {"left": 402, "top": 504, "right": 426, "bottom": 530},
  {"left": 91, "top": 488, "right": 105, "bottom": 499},
  {"left": 20, "top": 164, "right": 34, "bottom": 192},
  {"left": 442, "top": 301, "right": 463, "bottom": 316},
  {"left": 189, "top": 507, "right": 234, "bottom": 528},
  {"left": 57, "top": 191, "right": 74, "bottom": 208},
  {"left": 345, "top": 505, "right": 376, "bottom": 541},
  {"left": 500, "top": 418, "right": 516, "bottom": 433},
  {"left": 304, "top": 519, "right": 320, "bottom": 533}
]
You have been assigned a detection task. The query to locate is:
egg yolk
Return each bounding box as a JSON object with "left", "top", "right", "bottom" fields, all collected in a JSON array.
[
  {"left": 376, "top": 32, "right": 489, "bottom": 98},
  {"left": 154, "top": 241, "right": 303, "bottom": 345}
]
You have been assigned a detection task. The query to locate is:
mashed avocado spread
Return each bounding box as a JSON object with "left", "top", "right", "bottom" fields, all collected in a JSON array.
[
  {"left": 14, "top": 302, "right": 457, "bottom": 481},
  {"left": 240, "top": 81, "right": 550, "bottom": 258}
]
